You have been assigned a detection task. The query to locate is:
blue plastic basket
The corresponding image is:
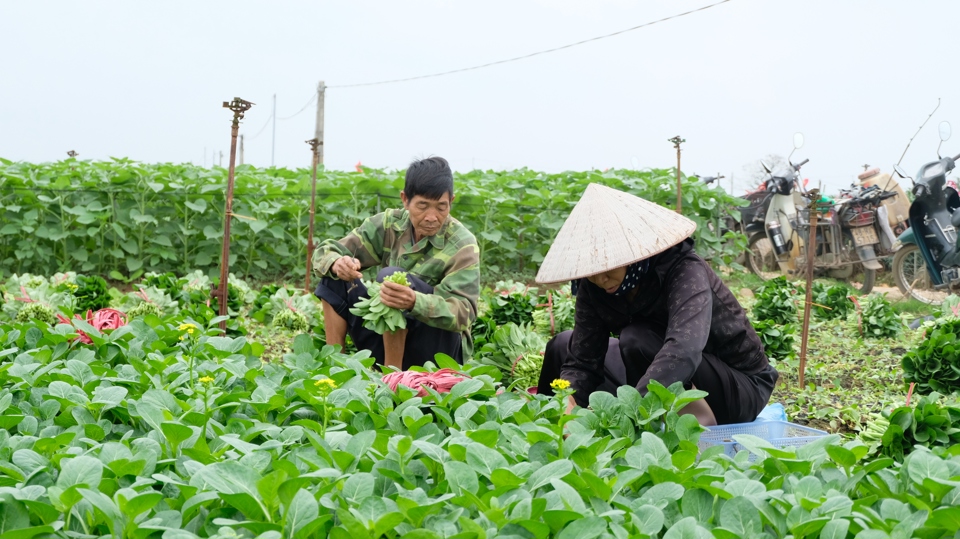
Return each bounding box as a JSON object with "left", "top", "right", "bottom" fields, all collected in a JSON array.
[{"left": 698, "top": 420, "right": 828, "bottom": 457}]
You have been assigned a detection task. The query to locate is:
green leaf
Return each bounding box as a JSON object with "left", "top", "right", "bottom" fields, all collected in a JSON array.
[
  {"left": 57, "top": 456, "right": 103, "bottom": 489},
  {"left": 663, "top": 516, "right": 712, "bottom": 539},
  {"left": 719, "top": 496, "right": 761, "bottom": 536},
  {"left": 556, "top": 516, "right": 605, "bottom": 539},
  {"left": 526, "top": 459, "right": 573, "bottom": 491}
]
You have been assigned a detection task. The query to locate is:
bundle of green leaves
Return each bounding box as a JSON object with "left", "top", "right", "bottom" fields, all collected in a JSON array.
[
  {"left": 861, "top": 293, "right": 902, "bottom": 339},
  {"left": 349, "top": 273, "right": 411, "bottom": 334},
  {"left": 73, "top": 274, "right": 111, "bottom": 312},
  {"left": 752, "top": 319, "right": 796, "bottom": 364},
  {"left": 263, "top": 287, "right": 322, "bottom": 329},
  {"left": 903, "top": 318, "right": 960, "bottom": 393},
  {"left": 488, "top": 280, "right": 537, "bottom": 326},
  {"left": 15, "top": 302, "right": 57, "bottom": 325},
  {"left": 752, "top": 276, "right": 800, "bottom": 325},
  {"left": 1, "top": 273, "right": 77, "bottom": 321},
  {"left": 532, "top": 286, "right": 575, "bottom": 337},
  {"left": 811, "top": 282, "right": 852, "bottom": 320},
  {"left": 111, "top": 285, "right": 180, "bottom": 318},
  {"left": 475, "top": 322, "right": 546, "bottom": 388},
  {"left": 869, "top": 393, "right": 960, "bottom": 461},
  {"left": 140, "top": 271, "right": 185, "bottom": 296}
]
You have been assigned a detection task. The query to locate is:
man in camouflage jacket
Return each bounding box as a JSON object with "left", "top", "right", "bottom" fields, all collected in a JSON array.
[{"left": 313, "top": 157, "right": 480, "bottom": 370}]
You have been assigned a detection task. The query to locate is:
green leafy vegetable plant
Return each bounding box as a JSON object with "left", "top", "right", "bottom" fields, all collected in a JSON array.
[
  {"left": 753, "top": 319, "right": 796, "bottom": 363},
  {"left": 73, "top": 274, "right": 111, "bottom": 312},
  {"left": 752, "top": 276, "right": 800, "bottom": 325},
  {"left": 811, "top": 281, "right": 851, "bottom": 320},
  {"left": 903, "top": 318, "right": 960, "bottom": 393},
  {"left": 867, "top": 393, "right": 960, "bottom": 461},
  {"left": 860, "top": 293, "right": 902, "bottom": 339}
]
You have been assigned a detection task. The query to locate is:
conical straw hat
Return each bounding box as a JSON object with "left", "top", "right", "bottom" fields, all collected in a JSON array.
[{"left": 535, "top": 183, "right": 697, "bottom": 284}]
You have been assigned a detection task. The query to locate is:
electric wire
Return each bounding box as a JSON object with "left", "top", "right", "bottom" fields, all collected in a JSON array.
[
  {"left": 278, "top": 94, "right": 318, "bottom": 120},
  {"left": 328, "top": 0, "right": 732, "bottom": 88},
  {"left": 246, "top": 112, "right": 274, "bottom": 140}
]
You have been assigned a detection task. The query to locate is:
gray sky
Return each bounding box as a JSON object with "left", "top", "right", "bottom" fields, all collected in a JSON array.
[{"left": 3, "top": 0, "right": 959, "bottom": 195}]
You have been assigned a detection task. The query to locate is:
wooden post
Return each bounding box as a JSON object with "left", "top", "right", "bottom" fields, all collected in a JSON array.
[
  {"left": 315, "top": 81, "right": 326, "bottom": 166},
  {"left": 668, "top": 136, "right": 686, "bottom": 213},
  {"left": 218, "top": 97, "right": 254, "bottom": 332},
  {"left": 798, "top": 189, "right": 820, "bottom": 388}
]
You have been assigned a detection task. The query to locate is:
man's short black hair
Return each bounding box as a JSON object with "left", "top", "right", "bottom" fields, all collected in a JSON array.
[{"left": 404, "top": 156, "right": 454, "bottom": 201}]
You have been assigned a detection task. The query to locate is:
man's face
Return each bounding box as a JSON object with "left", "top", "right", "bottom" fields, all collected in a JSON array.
[{"left": 401, "top": 192, "right": 453, "bottom": 238}]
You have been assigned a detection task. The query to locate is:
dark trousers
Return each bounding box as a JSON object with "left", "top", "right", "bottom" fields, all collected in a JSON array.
[
  {"left": 536, "top": 326, "right": 778, "bottom": 425},
  {"left": 314, "top": 266, "right": 462, "bottom": 370}
]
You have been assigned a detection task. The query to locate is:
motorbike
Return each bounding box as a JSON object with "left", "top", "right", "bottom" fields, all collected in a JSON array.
[
  {"left": 891, "top": 121, "right": 960, "bottom": 305},
  {"left": 744, "top": 133, "right": 883, "bottom": 293}
]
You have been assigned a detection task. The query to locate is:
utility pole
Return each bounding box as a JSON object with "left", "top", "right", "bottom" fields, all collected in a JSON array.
[
  {"left": 668, "top": 136, "right": 686, "bottom": 213},
  {"left": 203, "top": 147, "right": 207, "bottom": 167},
  {"left": 271, "top": 94, "right": 277, "bottom": 167},
  {"left": 66, "top": 150, "right": 78, "bottom": 158},
  {"left": 217, "top": 97, "right": 254, "bottom": 332},
  {"left": 239, "top": 135, "right": 245, "bottom": 165},
  {"left": 314, "top": 81, "right": 326, "bottom": 166},
  {"left": 219, "top": 150, "right": 223, "bottom": 168}
]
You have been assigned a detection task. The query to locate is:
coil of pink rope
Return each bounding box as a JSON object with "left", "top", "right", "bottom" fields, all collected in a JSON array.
[{"left": 381, "top": 368, "right": 466, "bottom": 397}]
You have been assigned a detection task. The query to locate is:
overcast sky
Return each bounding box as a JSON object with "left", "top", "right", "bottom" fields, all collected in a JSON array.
[{"left": 3, "top": 0, "right": 959, "bottom": 195}]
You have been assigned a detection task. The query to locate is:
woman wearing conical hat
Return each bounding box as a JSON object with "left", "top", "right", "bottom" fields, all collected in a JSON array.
[{"left": 535, "top": 184, "right": 778, "bottom": 426}]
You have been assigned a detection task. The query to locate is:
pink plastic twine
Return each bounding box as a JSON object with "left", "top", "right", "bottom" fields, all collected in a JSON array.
[
  {"left": 56, "top": 308, "right": 128, "bottom": 344},
  {"left": 381, "top": 368, "right": 467, "bottom": 397}
]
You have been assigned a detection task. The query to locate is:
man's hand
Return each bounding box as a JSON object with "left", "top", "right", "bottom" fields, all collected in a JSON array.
[
  {"left": 332, "top": 256, "right": 362, "bottom": 281},
  {"left": 380, "top": 281, "right": 417, "bottom": 311}
]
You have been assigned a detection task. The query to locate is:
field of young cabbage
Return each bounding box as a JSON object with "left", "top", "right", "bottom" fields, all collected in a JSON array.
[
  {"left": 1, "top": 272, "right": 960, "bottom": 538},
  {"left": 0, "top": 159, "right": 745, "bottom": 282}
]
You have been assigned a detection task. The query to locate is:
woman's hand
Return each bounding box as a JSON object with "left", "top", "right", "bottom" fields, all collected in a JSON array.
[
  {"left": 332, "top": 256, "right": 362, "bottom": 281},
  {"left": 380, "top": 281, "right": 417, "bottom": 311},
  {"left": 565, "top": 395, "right": 577, "bottom": 415}
]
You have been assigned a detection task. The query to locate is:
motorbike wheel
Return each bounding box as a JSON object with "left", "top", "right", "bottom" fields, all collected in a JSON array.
[
  {"left": 746, "top": 233, "right": 779, "bottom": 281},
  {"left": 892, "top": 244, "right": 946, "bottom": 305},
  {"left": 839, "top": 232, "right": 876, "bottom": 295}
]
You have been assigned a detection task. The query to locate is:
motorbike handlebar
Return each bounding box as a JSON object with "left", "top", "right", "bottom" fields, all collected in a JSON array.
[{"left": 794, "top": 158, "right": 810, "bottom": 169}]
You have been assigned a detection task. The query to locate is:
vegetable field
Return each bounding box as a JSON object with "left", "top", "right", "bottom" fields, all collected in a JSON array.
[
  {"left": 2, "top": 159, "right": 960, "bottom": 538},
  {"left": 0, "top": 159, "right": 745, "bottom": 281}
]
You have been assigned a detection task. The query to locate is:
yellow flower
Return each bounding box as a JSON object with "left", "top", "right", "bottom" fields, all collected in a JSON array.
[
  {"left": 65, "top": 282, "right": 78, "bottom": 290},
  {"left": 198, "top": 376, "right": 214, "bottom": 384},
  {"left": 550, "top": 379, "right": 571, "bottom": 391},
  {"left": 178, "top": 323, "right": 198, "bottom": 335},
  {"left": 313, "top": 378, "right": 337, "bottom": 395}
]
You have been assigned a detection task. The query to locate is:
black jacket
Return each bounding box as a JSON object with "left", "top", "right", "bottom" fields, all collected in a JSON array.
[{"left": 561, "top": 239, "right": 770, "bottom": 398}]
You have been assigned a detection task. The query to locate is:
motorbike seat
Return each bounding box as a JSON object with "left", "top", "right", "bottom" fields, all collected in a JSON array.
[{"left": 951, "top": 210, "right": 960, "bottom": 228}]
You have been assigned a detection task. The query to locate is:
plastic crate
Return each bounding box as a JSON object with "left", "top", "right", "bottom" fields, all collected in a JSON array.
[{"left": 698, "top": 420, "right": 828, "bottom": 457}]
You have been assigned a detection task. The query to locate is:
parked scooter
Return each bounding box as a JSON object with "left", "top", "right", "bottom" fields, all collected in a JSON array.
[
  {"left": 891, "top": 121, "right": 960, "bottom": 305},
  {"left": 745, "top": 133, "right": 880, "bottom": 293}
]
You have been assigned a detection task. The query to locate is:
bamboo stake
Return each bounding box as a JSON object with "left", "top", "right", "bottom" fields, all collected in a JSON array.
[{"left": 798, "top": 189, "right": 820, "bottom": 388}]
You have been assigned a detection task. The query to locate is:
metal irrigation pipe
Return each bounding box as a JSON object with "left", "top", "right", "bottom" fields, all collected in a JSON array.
[
  {"left": 216, "top": 97, "right": 254, "bottom": 332},
  {"left": 305, "top": 138, "right": 321, "bottom": 293}
]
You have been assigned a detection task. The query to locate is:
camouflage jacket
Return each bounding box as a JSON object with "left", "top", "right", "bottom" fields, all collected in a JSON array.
[{"left": 313, "top": 209, "right": 480, "bottom": 358}]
